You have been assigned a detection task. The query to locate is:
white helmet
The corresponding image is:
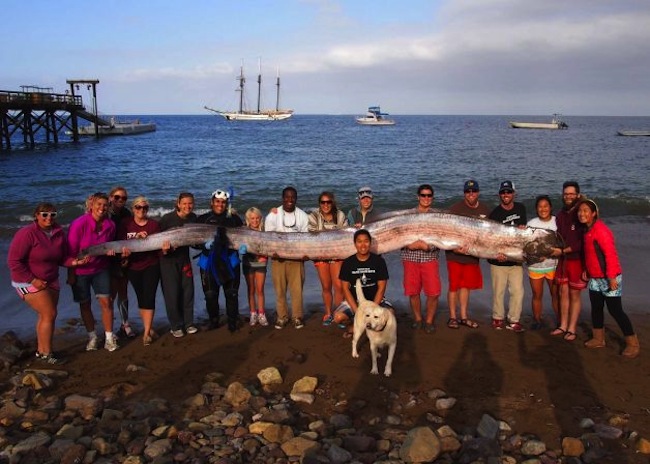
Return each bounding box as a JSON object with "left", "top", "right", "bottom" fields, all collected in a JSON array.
[{"left": 211, "top": 189, "right": 230, "bottom": 201}]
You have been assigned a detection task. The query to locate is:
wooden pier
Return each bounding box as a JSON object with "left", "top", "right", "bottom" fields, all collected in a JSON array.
[{"left": 0, "top": 80, "right": 112, "bottom": 149}]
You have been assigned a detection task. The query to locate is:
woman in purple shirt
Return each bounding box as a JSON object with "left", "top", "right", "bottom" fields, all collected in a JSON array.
[{"left": 7, "top": 203, "right": 87, "bottom": 364}]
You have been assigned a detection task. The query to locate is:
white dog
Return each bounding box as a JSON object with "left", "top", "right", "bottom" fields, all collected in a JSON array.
[{"left": 351, "top": 279, "right": 397, "bottom": 376}]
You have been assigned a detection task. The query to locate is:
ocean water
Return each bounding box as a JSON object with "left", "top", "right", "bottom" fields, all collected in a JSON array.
[{"left": 1, "top": 114, "right": 649, "bottom": 335}]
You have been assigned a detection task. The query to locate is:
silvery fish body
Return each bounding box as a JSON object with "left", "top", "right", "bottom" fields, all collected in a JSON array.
[{"left": 80, "top": 210, "right": 558, "bottom": 264}]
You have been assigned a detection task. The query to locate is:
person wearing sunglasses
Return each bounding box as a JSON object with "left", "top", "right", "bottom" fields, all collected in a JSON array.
[
  {"left": 445, "top": 179, "right": 491, "bottom": 330},
  {"left": 264, "top": 186, "right": 310, "bottom": 329},
  {"left": 159, "top": 192, "right": 197, "bottom": 338},
  {"left": 347, "top": 186, "right": 380, "bottom": 228},
  {"left": 196, "top": 189, "right": 244, "bottom": 332},
  {"left": 116, "top": 197, "right": 161, "bottom": 346},
  {"left": 488, "top": 181, "right": 528, "bottom": 333},
  {"left": 308, "top": 191, "right": 349, "bottom": 327},
  {"left": 400, "top": 184, "right": 441, "bottom": 334},
  {"left": 108, "top": 186, "right": 136, "bottom": 339},
  {"left": 8, "top": 203, "right": 86, "bottom": 364},
  {"left": 67, "top": 192, "right": 120, "bottom": 352}
]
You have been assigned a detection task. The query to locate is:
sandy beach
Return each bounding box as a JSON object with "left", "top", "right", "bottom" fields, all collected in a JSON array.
[{"left": 1, "top": 218, "right": 649, "bottom": 460}]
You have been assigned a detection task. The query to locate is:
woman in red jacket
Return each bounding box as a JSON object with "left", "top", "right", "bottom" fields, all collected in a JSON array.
[{"left": 578, "top": 199, "right": 639, "bottom": 358}]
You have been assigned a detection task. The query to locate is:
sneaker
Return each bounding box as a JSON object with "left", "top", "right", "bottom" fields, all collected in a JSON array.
[
  {"left": 506, "top": 322, "right": 525, "bottom": 333},
  {"left": 249, "top": 313, "right": 258, "bottom": 327},
  {"left": 274, "top": 317, "right": 289, "bottom": 330},
  {"left": 293, "top": 318, "right": 305, "bottom": 329},
  {"left": 258, "top": 313, "right": 269, "bottom": 327},
  {"left": 186, "top": 325, "right": 198, "bottom": 334},
  {"left": 170, "top": 329, "right": 185, "bottom": 338},
  {"left": 36, "top": 352, "right": 66, "bottom": 365},
  {"left": 104, "top": 334, "right": 119, "bottom": 352},
  {"left": 86, "top": 336, "right": 99, "bottom": 352},
  {"left": 121, "top": 322, "right": 137, "bottom": 338},
  {"left": 491, "top": 318, "right": 505, "bottom": 330}
]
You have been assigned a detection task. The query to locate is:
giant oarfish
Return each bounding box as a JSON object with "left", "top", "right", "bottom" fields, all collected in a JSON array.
[{"left": 80, "top": 210, "right": 558, "bottom": 264}]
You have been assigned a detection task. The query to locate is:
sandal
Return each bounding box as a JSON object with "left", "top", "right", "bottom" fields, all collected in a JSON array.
[
  {"left": 550, "top": 327, "right": 567, "bottom": 336},
  {"left": 411, "top": 321, "right": 423, "bottom": 330},
  {"left": 564, "top": 331, "right": 577, "bottom": 342},
  {"left": 425, "top": 323, "right": 435, "bottom": 334},
  {"left": 322, "top": 315, "right": 333, "bottom": 326},
  {"left": 447, "top": 318, "right": 460, "bottom": 329},
  {"left": 460, "top": 319, "right": 479, "bottom": 329}
]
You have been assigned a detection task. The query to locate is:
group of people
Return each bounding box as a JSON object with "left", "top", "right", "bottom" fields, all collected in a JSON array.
[{"left": 7, "top": 180, "right": 640, "bottom": 365}]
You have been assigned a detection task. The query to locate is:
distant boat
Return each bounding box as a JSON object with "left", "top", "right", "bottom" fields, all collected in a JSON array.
[
  {"left": 204, "top": 60, "right": 293, "bottom": 121},
  {"left": 356, "top": 106, "right": 395, "bottom": 126},
  {"left": 76, "top": 118, "right": 156, "bottom": 136},
  {"left": 617, "top": 130, "right": 650, "bottom": 136},
  {"left": 509, "top": 114, "right": 568, "bottom": 130}
]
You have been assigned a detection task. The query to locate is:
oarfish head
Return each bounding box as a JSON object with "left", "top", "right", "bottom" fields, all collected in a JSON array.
[{"left": 523, "top": 228, "right": 560, "bottom": 265}]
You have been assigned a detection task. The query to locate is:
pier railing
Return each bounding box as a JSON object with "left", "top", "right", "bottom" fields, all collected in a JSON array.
[{"left": 0, "top": 90, "right": 83, "bottom": 109}]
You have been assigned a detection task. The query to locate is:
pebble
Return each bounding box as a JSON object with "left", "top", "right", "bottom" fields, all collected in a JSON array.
[{"left": 0, "top": 332, "right": 646, "bottom": 463}]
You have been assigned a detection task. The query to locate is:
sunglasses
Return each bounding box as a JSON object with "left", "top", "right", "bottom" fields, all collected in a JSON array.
[
  {"left": 500, "top": 190, "right": 514, "bottom": 195},
  {"left": 358, "top": 190, "right": 372, "bottom": 196},
  {"left": 133, "top": 205, "right": 149, "bottom": 211},
  {"left": 113, "top": 195, "right": 127, "bottom": 201},
  {"left": 464, "top": 189, "right": 479, "bottom": 193},
  {"left": 39, "top": 211, "right": 58, "bottom": 219},
  {"left": 320, "top": 200, "right": 333, "bottom": 205},
  {"left": 419, "top": 193, "right": 433, "bottom": 198}
]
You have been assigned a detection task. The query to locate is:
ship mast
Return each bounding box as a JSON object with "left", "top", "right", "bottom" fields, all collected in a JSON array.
[
  {"left": 275, "top": 67, "right": 281, "bottom": 111},
  {"left": 256, "top": 58, "right": 262, "bottom": 114},
  {"left": 236, "top": 62, "right": 245, "bottom": 114}
]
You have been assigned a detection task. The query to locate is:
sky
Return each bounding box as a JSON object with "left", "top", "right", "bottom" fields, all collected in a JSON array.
[{"left": 2, "top": 0, "right": 650, "bottom": 116}]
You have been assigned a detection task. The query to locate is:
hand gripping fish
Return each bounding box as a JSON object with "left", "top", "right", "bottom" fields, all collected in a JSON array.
[{"left": 80, "top": 210, "right": 558, "bottom": 264}]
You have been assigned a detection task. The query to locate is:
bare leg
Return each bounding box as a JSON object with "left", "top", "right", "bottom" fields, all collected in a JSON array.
[
  {"left": 330, "top": 261, "right": 344, "bottom": 308},
  {"left": 316, "top": 263, "right": 333, "bottom": 317},
  {"left": 245, "top": 272, "right": 256, "bottom": 313},
  {"left": 529, "top": 277, "right": 544, "bottom": 321},
  {"left": 447, "top": 290, "right": 458, "bottom": 320},
  {"left": 425, "top": 295, "right": 439, "bottom": 325},
  {"left": 410, "top": 295, "right": 422, "bottom": 323},
  {"left": 254, "top": 272, "right": 266, "bottom": 312},
  {"left": 25, "top": 289, "right": 59, "bottom": 354},
  {"left": 140, "top": 308, "right": 154, "bottom": 341},
  {"left": 98, "top": 296, "right": 114, "bottom": 333},
  {"left": 556, "top": 283, "right": 569, "bottom": 331},
  {"left": 458, "top": 288, "right": 471, "bottom": 320},
  {"left": 79, "top": 300, "right": 95, "bottom": 332},
  {"left": 548, "top": 280, "right": 560, "bottom": 324},
  {"left": 567, "top": 288, "right": 582, "bottom": 334}
]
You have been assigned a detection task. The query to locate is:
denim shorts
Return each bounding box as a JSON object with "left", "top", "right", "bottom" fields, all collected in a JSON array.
[{"left": 72, "top": 269, "right": 111, "bottom": 303}]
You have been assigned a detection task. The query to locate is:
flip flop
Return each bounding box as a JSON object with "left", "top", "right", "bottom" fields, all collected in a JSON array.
[
  {"left": 564, "top": 331, "right": 577, "bottom": 341},
  {"left": 550, "top": 327, "right": 567, "bottom": 336},
  {"left": 447, "top": 318, "right": 460, "bottom": 329}
]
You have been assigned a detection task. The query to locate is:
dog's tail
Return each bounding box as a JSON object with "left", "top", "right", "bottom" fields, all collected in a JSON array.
[{"left": 355, "top": 278, "right": 367, "bottom": 303}]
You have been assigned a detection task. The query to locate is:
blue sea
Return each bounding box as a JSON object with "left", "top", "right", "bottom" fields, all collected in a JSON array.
[{"left": 1, "top": 114, "right": 649, "bottom": 335}]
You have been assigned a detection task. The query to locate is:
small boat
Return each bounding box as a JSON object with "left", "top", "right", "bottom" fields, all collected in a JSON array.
[
  {"left": 356, "top": 106, "right": 396, "bottom": 126},
  {"left": 205, "top": 59, "right": 293, "bottom": 121},
  {"left": 617, "top": 130, "right": 650, "bottom": 136},
  {"left": 509, "top": 114, "right": 568, "bottom": 130},
  {"left": 76, "top": 118, "right": 156, "bottom": 136}
]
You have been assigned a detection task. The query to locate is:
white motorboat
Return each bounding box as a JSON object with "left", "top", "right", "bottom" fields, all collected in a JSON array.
[
  {"left": 76, "top": 118, "right": 156, "bottom": 136},
  {"left": 617, "top": 130, "right": 650, "bottom": 136},
  {"left": 356, "top": 106, "right": 395, "bottom": 126},
  {"left": 205, "top": 60, "right": 293, "bottom": 121},
  {"left": 509, "top": 114, "right": 568, "bottom": 130}
]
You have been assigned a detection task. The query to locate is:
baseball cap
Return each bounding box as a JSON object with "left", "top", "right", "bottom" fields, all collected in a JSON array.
[
  {"left": 357, "top": 186, "right": 373, "bottom": 199},
  {"left": 498, "top": 180, "right": 515, "bottom": 193},
  {"left": 463, "top": 180, "right": 479, "bottom": 192}
]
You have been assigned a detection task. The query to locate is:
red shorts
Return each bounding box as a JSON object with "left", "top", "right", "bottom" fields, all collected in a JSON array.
[
  {"left": 446, "top": 260, "right": 483, "bottom": 291},
  {"left": 403, "top": 260, "right": 441, "bottom": 297},
  {"left": 554, "top": 258, "right": 587, "bottom": 290}
]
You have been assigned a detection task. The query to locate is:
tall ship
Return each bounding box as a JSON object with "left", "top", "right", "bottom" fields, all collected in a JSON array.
[{"left": 205, "top": 60, "right": 293, "bottom": 121}]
